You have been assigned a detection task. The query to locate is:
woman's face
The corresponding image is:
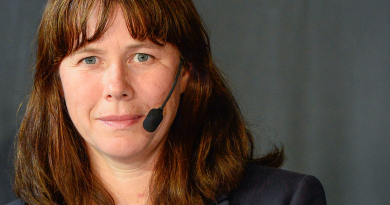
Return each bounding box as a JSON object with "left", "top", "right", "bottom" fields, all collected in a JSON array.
[{"left": 59, "top": 6, "right": 189, "bottom": 164}]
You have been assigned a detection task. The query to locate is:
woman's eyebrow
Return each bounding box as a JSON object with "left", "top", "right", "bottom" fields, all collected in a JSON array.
[
  {"left": 72, "top": 42, "right": 162, "bottom": 56},
  {"left": 124, "top": 42, "right": 163, "bottom": 51},
  {"left": 72, "top": 46, "right": 104, "bottom": 56}
]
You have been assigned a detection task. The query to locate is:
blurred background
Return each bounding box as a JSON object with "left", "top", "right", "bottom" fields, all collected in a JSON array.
[{"left": 1, "top": 0, "right": 389, "bottom": 204}]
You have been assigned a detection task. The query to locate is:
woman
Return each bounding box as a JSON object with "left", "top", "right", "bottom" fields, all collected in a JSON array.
[{"left": 9, "top": 0, "right": 326, "bottom": 204}]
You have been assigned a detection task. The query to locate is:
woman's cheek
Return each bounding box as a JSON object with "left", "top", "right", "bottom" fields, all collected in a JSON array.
[{"left": 62, "top": 72, "right": 101, "bottom": 125}]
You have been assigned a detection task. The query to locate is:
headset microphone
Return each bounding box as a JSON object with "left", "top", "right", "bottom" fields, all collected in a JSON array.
[{"left": 143, "top": 58, "right": 184, "bottom": 132}]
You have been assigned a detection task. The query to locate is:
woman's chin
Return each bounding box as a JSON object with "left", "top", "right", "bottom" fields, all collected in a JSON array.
[{"left": 84, "top": 133, "right": 161, "bottom": 165}]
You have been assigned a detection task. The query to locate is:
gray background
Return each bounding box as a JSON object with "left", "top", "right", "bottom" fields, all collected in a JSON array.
[{"left": 1, "top": 0, "right": 389, "bottom": 204}]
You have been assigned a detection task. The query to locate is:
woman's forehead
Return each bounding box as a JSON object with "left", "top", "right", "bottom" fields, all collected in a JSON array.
[
  {"left": 75, "top": 5, "right": 170, "bottom": 55},
  {"left": 51, "top": 0, "right": 190, "bottom": 58},
  {"left": 84, "top": 3, "right": 120, "bottom": 40}
]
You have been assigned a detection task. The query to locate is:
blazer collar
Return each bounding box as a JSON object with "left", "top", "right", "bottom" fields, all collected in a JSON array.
[{"left": 208, "top": 193, "right": 229, "bottom": 205}]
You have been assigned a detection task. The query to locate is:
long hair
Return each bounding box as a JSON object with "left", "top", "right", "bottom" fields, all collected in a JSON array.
[{"left": 13, "top": 0, "right": 284, "bottom": 204}]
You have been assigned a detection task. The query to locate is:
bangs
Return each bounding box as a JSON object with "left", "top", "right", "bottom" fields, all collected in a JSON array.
[
  {"left": 54, "top": 0, "right": 114, "bottom": 55},
  {"left": 55, "top": 0, "right": 185, "bottom": 56}
]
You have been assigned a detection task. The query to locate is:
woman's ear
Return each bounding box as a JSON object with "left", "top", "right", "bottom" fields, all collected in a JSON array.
[{"left": 180, "top": 62, "right": 192, "bottom": 93}]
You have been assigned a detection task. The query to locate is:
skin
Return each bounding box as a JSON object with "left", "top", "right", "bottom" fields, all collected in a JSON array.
[{"left": 59, "top": 5, "right": 190, "bottom": 204}]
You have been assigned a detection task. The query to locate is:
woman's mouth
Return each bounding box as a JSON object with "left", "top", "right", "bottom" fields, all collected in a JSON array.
[{"left": 97, "top": 115, "right": 143, "bottom": 129}]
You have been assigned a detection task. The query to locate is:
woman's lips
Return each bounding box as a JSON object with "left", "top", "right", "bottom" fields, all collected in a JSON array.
[{"left": 97, "top": 115, "right": 142, "bottom": 129}]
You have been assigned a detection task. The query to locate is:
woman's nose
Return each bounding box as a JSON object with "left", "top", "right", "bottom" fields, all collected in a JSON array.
[{"left": 103, "top": 62, "right": 133, "bottom": 101}]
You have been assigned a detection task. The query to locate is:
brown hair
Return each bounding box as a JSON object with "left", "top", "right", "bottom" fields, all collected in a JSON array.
[{"left": 13, "top": 0, "right": 284, "bottom": 204}]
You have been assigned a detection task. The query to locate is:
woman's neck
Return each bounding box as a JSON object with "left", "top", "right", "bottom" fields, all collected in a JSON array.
[
  {"left": 98, "top": 166, "right": 152, "bottom": 204},
  {"left": 89, "top": 148, "right": 159, "bottom": 205}
]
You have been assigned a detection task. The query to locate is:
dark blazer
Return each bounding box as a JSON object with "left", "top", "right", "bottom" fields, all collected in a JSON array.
[
  {"left": 212, "top": 163, "right": 327, "bottom": 205},
  {"left": 7, "top": 164, "right": 326, "bottom": 205}
]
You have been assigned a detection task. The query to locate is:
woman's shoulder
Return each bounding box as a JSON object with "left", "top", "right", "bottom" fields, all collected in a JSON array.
[
  {"left": 7, "top": 165, "right": 326, "bottom": 205},
  {"left": 227, "top": 163, "right": 327, "bottom": 205},
  {"left": 5, "top": 199, "right": 24, "bottom": 205}
]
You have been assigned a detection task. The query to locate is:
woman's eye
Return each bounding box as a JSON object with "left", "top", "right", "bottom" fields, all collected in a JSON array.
[
  {"left": 82, "top": 56, "right": 97, "bottom": 64},
  {"left": 134, "top": 53, "right": 150, "bottom": 62}
]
